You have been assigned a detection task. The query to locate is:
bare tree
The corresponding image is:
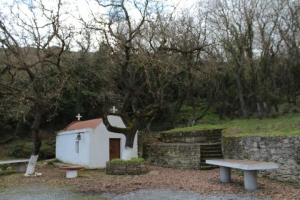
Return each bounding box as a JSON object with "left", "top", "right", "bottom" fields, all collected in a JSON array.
[
  {"left": 208, "top": 0, "right": 261, "bottom": 118},
  {"left": 76, "top": 0, "right": 185, "bottom": 159},
  {"left": 278, "top": 0, "right": 300, "bottom": 105},
  {"left": 0, "top": 0, "right": 71, "bottom": 174},
  {"left": 157, "top": 5, "right": 211, "bottom": 126}
]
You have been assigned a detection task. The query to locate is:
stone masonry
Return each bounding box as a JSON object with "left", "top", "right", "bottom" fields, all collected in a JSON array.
[
  {"left": 222, "top": 135, "right": 300, "bottom": 183},
  {"left": 139, "top": 129, "right": 223, "bottom": 170},
  {"left": 106, "top": 161, "right": 149, "bottom": 175},
  {"left": 145, "top": 143, "right": 201, "bottom": 169}
]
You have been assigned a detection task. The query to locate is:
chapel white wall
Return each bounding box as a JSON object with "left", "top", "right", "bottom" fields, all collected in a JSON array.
[
  {"left": 88, "top": 123, "right": 127, "bottom": 168},
  {"left": 56, "top": 129, "right": 90, "bottom": 166}
]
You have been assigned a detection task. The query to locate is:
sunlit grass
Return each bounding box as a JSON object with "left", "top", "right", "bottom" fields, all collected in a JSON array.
[{"left": 167, "top": 114, "right": 300, "bottom": 136}]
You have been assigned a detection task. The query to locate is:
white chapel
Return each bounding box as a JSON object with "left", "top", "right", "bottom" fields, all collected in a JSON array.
[{"left": 56, "top": 115, "right": 138, "bottom": 168}]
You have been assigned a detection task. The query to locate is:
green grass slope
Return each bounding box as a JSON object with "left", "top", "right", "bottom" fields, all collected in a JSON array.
[{"left": 167, "top": 114, "right": 300, "bottom": 137}]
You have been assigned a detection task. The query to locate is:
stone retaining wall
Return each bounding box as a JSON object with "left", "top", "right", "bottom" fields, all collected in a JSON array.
[
  {"left": 160, "top": 129, "right": 222, "bottom": 143},
  {"left": 222, "top": 135, "right": 300, "bottom": 183},
  {"left": 138, "top": 132, "right": 162, "bottom": 158},
  {"left": 106, "top": 161, "right": 149, "bottom": 175},
  {"left": 144, "top": 143, "right": 201, "bottom": 169},
  {"left": 138, "top": 129, "right": 222, "bottom": 158}
]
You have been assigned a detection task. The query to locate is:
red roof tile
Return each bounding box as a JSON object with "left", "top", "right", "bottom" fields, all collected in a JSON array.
[{"left": 64, "top": 118, "right": 103, "bottom": 130}]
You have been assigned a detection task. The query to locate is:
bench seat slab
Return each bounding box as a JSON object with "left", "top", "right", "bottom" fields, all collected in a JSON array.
[
  {"left": 0, "top": 159, "right": 29, "bottom": 172},
  {"left": 206, "top": 159, "right": 278, "bottom": 170},
  {"left": 0, "top": 159, "right": 30, "bottom": 165}
]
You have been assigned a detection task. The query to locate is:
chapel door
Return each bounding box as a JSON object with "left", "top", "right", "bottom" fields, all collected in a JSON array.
[{"left": 109, "top": 138, "right": 120, "bottom": 161}]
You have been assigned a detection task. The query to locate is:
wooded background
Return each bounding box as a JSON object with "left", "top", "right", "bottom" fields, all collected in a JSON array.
[{"left": 1, "top": 0, "right": 299, "bottom": 140}]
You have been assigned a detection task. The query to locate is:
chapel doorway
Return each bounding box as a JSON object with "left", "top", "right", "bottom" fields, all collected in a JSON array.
[{"left": 109, "top": 138, "right": 120, "bottom": 161}]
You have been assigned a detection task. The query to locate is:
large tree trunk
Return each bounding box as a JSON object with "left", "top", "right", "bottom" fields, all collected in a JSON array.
[
  {"left": 236, "top": 70, "right": 248, "bottom": 118},
  {"left": 25, "top": 107, "right": 42, "bottom": 175},
  {"left": 121, "top": 117, "right": 140, "bottom": 160},
  {"left": 171, "top": 93, "right": 186, "bottom": 127}
]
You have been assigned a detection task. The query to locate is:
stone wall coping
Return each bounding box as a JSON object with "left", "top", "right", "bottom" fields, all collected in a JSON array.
[
  {"left": 149, "top": 143, "right": 203, "bottom": 146},
  {"left": 206, "top": 159, "right": 279, "bottom": 170}
]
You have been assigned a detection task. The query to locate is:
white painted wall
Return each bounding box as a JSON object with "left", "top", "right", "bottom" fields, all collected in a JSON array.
[
  {"left": 56, "top": 128, "right": 91, "bottom": 166},
  {"left": 56, "top": 115, "right": 138, "bottom": 168},
  {"left": 107, "top": 115, "right": 138, "bottom": 158},
  {"left": 88, "top": 123, "right": 126, "bottom": 168}
]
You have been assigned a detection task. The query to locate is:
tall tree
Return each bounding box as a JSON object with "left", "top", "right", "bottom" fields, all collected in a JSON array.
[
  {"left": 0, "top": 0, "right": 70, "bottom": 174},
  {"left": 157, "top": 6, "right": 210, "bottom": 126},
  {"left": 79, "top": 0, "right": 183, "bottom": 159},
  {"left": 278, "top": 0, "right": 300, "bottom": 105},
  {"left": 208, "top": 0, "right": 260, "bottom": 118}
]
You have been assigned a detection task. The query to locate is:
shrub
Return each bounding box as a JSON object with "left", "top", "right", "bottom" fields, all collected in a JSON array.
[
  {"left": 9, "top": 140, "right": 55, "bottom": 159},
  {"left": 130, "top": 157, "right": 145, "bottom": 162},
  {"left": 9, "top": 142, "right": 31, "bottom": 158},
  {"left": 111, "top": 158, "right": 126, "bottom": 163}
]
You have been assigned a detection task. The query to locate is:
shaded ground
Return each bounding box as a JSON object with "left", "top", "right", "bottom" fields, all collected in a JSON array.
[{"left": 0, "top": 164, "right": 299, "bottom": 200}]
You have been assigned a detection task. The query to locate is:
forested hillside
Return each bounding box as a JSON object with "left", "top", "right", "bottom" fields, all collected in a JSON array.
[{"left": 0, "top": 0, "right": 299, "bottom": 159}]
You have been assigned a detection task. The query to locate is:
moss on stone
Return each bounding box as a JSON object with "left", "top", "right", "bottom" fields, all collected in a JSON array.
[{"left": 111, "top": 157, "right": 145, "bottom": 163}]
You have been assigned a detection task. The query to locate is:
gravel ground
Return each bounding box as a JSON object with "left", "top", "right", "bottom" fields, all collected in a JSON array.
[
  {"left": 1, "top": 184, "right": 271, "bottom": 200},
  {"left": 0, "top": 164, "right": 298, "bottom": 200}
]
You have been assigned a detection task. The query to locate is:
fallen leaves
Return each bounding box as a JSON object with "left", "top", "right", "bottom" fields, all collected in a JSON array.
[{"left": 0, "top": 165, "right": 299, "bottom": 199}]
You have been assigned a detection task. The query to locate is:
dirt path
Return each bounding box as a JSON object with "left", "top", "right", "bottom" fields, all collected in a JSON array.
[{"left": 0, "top": 164, "right": 299, "bottom": 199}]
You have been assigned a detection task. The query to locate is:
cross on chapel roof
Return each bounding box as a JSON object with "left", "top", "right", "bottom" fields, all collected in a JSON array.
[
  {"left": 76, "top": 113, "right": 82, "bottom": 121},
  {"left": 111, "top": 106, "right": 118, "bottom": 114}
]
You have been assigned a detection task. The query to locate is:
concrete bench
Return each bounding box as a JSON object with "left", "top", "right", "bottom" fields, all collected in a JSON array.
[
  {"left": 0, "top": 159, "right": 29, "bottom": 172},
  {"left": 206, "top": 159, "right": 279, "bottom": 190},
  {"left": 59, "top": 166, "right": 84, "bottom": 178}
]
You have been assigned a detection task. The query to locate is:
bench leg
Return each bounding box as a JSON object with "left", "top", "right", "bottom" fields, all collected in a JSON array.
[
  {"left": 66, "top": 170, "right": 78, "bottom": 178},
  {"left": 243, "top": 170, "right": 258, "bottom": 190},
  {"left": 220, "top": 167, "right": 231, "bottom": 183},
  {"left": 16, "top": 163, "right": 26, "bottom": 172}
]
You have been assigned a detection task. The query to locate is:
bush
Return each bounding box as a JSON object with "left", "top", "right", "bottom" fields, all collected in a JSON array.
[
  {"left": 130, "top": 157, "right": 145, "bottom": 162},
  {"left": 111, "top": 158, "right": 126, "bottom": 163},
  {"left": 9, "top": 142, "right": 31, "bottom": 158},
  {"left": 9, "top": 140, "right": 55, "bottom": 159}
]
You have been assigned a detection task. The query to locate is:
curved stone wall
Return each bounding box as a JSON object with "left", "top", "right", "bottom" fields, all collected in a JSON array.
[
  {"left": 106, "top": 161, "right": 149, "bottom": 175},
  {"left": 222, "top": 135, "right": 300, "bottom": 183},
  {"left": 145, "top": 143, "right": 202, "bottom": 169}
]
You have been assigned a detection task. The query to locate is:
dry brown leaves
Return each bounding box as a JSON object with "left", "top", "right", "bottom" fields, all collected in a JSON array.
[{"left": 1, "top": 165, "right": 299, "bottom": 200}]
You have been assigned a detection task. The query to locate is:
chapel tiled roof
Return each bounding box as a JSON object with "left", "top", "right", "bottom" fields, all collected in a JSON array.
[{"left": 64, "top": 118, "right": 103, "bottom": 130}]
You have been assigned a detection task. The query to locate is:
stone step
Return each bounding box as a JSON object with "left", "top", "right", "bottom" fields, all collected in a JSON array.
[
  {"left": 201, "top": 147, "right": 222, "bottom": 150},
  {"left": 204, "top": 140, "right": 221, "bottom": 143},
  {"left": 201, "top": 152, "right": 222, "bottom": 155},
  {"left": 200, "top": 143, "right": 222, "bottom": 147},
  {"left": 201, "top": 148, "right": 221, "bottom": 151},
  {"left": 200, "top": 142, "right": 221, "bottom": 146},
  {"left": 202, "top": 147, "right": 221, "bottom": 150},
  {"left": 205, "top": 137, "right": 221, "bottom": 139},
  {"left": 200, "top": 149, "right": 222, "bottom": 154},
  {"left": 199, "top": 164, "right": 219, "bottom": 170},
  {"left": 200, "top": 162, "right": 214, "bottom": 166},
  {"left": 205, "top": 134, "right": 222, "bottom": 137},
  {"left": 201, "top": 145, "right": 221, "bottom": 148},
  {"left": 201, "top": 153, "right": 223, "bottom": 160}
]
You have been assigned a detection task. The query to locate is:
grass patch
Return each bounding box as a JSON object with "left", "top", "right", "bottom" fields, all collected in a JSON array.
[
  {"left": 163, "top": 125, "right": 222, "bottom": 133},
  {"left": 110, "top": 157, "right": 145, "bottom": 163},
  {"left": 168, "top": 114, "right": 300, "bottom": 137}
]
